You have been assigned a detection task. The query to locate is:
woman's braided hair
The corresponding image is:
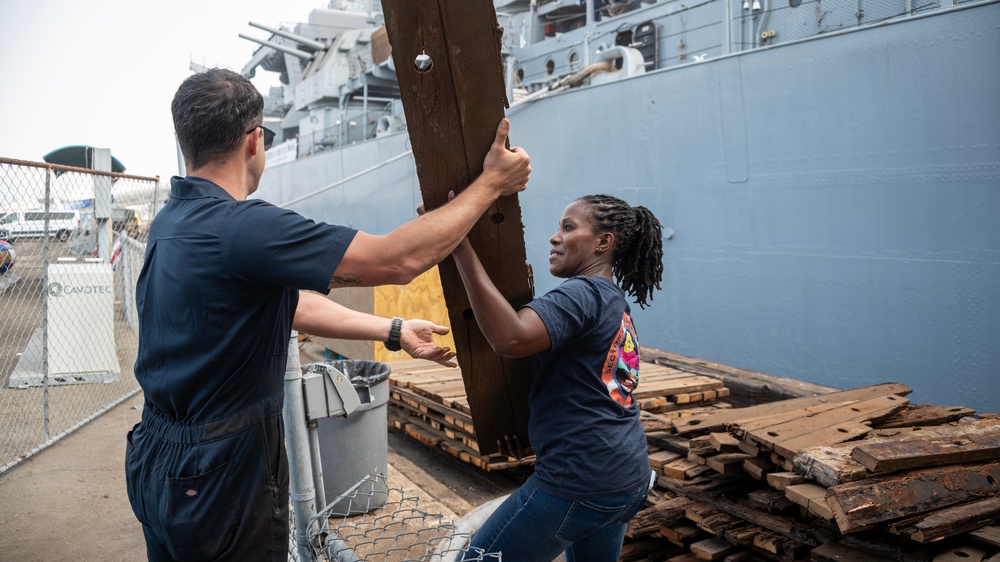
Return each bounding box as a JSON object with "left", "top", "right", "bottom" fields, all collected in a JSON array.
[{"left": 577, "top": 194, "right": 664, "bottom": 308}]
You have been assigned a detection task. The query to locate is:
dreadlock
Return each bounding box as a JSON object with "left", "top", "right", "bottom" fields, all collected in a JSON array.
[{"left": 577, "top": 194, "right": 664, "bottom": 308}]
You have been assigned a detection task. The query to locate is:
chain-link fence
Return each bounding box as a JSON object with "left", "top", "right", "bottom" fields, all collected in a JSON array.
[
  {"left": 288, "top": 473, "right": 502, "bottom": 562},
  {"left": 0, "top": 156, "right": 163, "bottom": 474}
]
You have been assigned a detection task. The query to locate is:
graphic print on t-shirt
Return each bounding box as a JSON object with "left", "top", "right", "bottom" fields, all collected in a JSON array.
[{"left": 601, "top": 313, "right": 640, "bottom": 406}]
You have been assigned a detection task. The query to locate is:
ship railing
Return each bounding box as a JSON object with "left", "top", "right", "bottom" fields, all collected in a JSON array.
[
  {"left": 508, "top": 0, "right": 974, "bottom": 92},
  {"left": 299, "top": 105, "right": 402, "bottom": 159}
]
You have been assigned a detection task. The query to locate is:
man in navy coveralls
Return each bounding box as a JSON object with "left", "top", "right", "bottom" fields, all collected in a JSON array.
[{"left": 124, "top": 68, "right": 531, "bottom": 561}]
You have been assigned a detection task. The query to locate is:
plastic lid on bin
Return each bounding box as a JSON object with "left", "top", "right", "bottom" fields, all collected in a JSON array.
[{"left": 302, "top": 359, "right": 391, "bottom": 386}]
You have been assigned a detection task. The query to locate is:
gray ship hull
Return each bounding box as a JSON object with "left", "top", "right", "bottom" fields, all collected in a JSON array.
[{"left": 255, "top": 0, "right": 1000, "bottom": 413}]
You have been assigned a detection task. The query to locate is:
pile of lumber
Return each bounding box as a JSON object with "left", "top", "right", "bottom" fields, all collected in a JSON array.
[
  {"left": 386, "top": 358, "right": 733, "bottom": 471},
  {"left": 385, "top": 355, "right": 999, "bottom": 560},
  {"left": 626, "top": 382, "right": 1000, "bottom": 562}
]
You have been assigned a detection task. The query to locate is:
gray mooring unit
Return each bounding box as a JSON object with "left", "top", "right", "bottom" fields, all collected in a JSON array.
[{"left": 301, "top": 359, "right": 390, "bottom": 515}]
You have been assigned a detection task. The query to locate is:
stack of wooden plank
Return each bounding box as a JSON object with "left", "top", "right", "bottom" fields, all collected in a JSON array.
[
  {"left": 385, "top": 353, "right": 999, "bottom": 560},
  {"left": 625, "top": 382, "right": 1000, "bottom": 562},
  {"left": 386, "top": 358, "right": 733, "bottom": 471},
  {"left": 387, "top": 359, "right": 530, "bottom": 471}
]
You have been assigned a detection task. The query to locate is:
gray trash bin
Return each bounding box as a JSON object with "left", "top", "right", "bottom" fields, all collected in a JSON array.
[{"left": 302, "top": 359, "right": 391, "bottom": 515}]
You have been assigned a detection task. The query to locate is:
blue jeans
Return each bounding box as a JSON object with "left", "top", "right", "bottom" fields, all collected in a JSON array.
[{"left": 461, "top": 478, "right": 649, "bottom": 562}]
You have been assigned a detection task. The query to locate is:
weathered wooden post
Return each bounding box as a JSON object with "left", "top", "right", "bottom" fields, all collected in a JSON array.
[{"left": 381, "top": 0, "right": 532, "bottom": 456}]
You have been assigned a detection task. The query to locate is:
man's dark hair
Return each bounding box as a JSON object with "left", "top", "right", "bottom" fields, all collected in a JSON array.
[
  {"left": 171, "top": 68, "right": 263, "bottom": 170},
  {"left": 577, "top": 194, "right": 664, "bottom": 309}
]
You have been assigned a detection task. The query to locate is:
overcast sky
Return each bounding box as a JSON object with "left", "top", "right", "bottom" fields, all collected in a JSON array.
[{"left": 0, "top": 0, "right": 327, "bottom": 183}]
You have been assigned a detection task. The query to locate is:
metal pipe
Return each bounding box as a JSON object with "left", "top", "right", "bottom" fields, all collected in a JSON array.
[
  {"left": 586, "top": 0, "right": 596, "bottom": 26},
  {"left": 93, "top": 148, "right": 113, "bottom": 261},
  {"left": 362, "top": 76, "right": 369, "bottom": 140},
  {"left": 724, "top": 0, "right": 733, "bottom": 54},
  {"left": 248, "top": 21, "right": 328, "bottom": 51},
  {"left": 325, "top": 534, "right": 362, "bottom": 562},
  {"left": 308, "top": 420, "right": 327, "bottom": 518},
  {"left": 42, "top": 169, "right": 51, "bottom": 442},
  {"left": 529, "top": 0, "right": 537, "bottom": 44},
  {"left": 339, "top": 94, "right": 349, "bottom": 147},
  {"left": 283, "top": 331, "right": 320, "bottom": 561},
  {"left": 239, "top": 34, "right": 315, "bottom": 60},
  {"left": 506, "top": 55, "right": 516, "bottom": 104}
]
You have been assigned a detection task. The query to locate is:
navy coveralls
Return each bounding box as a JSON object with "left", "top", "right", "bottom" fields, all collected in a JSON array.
[{"left": 126, "top": 176, "right": 355, "bottom": 561}]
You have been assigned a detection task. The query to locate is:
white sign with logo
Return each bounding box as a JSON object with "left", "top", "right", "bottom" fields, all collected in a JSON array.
[{"left": 47, "top": 262, "right": 119, "bottom": 379}]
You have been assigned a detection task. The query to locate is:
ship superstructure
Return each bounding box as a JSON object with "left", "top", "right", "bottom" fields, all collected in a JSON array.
[{"left": 239, "top": 0, "right": 1000, "bottom": 413}]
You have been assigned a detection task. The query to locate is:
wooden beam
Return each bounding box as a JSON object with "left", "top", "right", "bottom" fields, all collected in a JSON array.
[
  {"left": 876, "top": 404, "right": 977, "bottom": 428},
  {"left": 793, "top": 418, "right": 1000, "bottom": 486},
  {"left": 626, "top": 496, "right": 695, "bottom": 538},
  {"left": 381, "top": 0, "right": 532, "bottom": 456},
  {"left": 792, "top": 444, "right": 870, "bottom": 488},
  {"left": 851, "top": 433, "right": 1000, "bottom": 473},
  {"left": 672, "top": 383, "right": 912, "bottom": 436},
  {"left": 710, "top": 432, "right": 742, "bottom": 453},
  {"left": 826, "top": 461, "right": 1000, "bottom": 534},
  {"left": 765, "top": 472, "right": 804, "bottom": 490},
  {"left": 783, "top": 483, "right": 834, "bottom": 520},
  {"left": 656, "top": 476, "right": 820, "bottom": 546},
  {"left": 735, "top": 393, "right": 911, "bottom": 459},
  {"left": 810, "top": 542, "right": 894, "bottom": 562},
  {"left": 889, "top": 497, "right": 1000, "bottom": 544},
  {"left": 690, "top": 537, "right": 739, "bottom": 560}
]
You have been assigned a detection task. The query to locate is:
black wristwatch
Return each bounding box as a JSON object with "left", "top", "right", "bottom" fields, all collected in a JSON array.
[{"left": 385, "top": 317, "right": 403, "bottom": 351}]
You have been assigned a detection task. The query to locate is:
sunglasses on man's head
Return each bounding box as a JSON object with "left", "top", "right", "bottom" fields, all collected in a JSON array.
[{"left": 247, "top": 125, "right": 276, "bottom": 150}]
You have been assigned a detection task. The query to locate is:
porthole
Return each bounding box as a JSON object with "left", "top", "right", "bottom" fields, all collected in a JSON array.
[{"left": 568, "top": 51, "right": 580, "bottom": 70}]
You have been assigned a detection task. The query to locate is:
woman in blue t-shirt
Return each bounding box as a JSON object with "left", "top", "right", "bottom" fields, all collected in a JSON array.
[{"left": 452, "top": 194, "right": 664, "bottom": 562}]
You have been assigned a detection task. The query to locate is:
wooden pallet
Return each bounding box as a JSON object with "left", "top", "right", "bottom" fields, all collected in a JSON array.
[{"left": 386, "top": 358, "right": 731, "bottom": 472}]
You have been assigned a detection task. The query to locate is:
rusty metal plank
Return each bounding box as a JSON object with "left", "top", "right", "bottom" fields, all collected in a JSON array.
[{"left": 381, "top": 0, "right": 532, "bottom": 456}]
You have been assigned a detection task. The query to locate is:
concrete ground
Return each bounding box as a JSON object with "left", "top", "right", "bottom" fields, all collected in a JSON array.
[{"left": 0, "top": 391, "right": 524, "bottom": 561}]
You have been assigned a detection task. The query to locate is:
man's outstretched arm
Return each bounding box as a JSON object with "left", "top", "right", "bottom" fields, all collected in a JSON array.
[
  {"left": 293, "top": 291, "right": 457, "bottom": 367},
  {"left": 329, "top": 118, "right": 531, "bottom": 287}
]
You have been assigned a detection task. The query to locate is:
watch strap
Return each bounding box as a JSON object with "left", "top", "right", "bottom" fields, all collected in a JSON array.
[{"left": 385, "top": 317, "right": 403, "bottom": 351}]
